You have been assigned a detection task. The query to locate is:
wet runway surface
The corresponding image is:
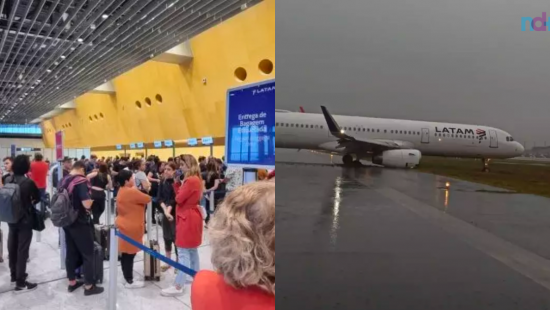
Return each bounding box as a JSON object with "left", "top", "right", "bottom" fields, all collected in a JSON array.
[{"left": 277, "top": 157, "right": 550, "bottom": 309}]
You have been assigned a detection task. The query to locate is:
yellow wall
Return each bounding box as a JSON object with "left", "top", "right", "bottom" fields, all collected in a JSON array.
[{"left": 42, "top": 0, "right": 275, "bottom": 149}]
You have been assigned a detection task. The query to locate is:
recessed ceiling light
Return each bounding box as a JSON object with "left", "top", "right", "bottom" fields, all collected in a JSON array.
[
  {"left": 102, "top": 14, "right": 109, "bottom": 19},
  {"left": 61, "top": 55, "right": 66, "bottom": 59},
  {"left": 77, "top": 38, "right": 83, "bottom": 42},
  {"left": 46, "top": 69, "right": 51, "bottom": 73}
]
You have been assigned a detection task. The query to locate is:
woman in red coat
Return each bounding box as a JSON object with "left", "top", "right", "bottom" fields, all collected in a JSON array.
[{"left": 161, "top": 154, "right": 203, "bottom": 297}]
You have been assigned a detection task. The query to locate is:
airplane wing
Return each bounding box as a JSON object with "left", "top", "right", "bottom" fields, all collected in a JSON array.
[{"left": 320, "top": 106, "right": 403, "bottom": 152}]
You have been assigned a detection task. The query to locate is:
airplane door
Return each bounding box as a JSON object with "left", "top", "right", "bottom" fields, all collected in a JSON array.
[
  {"left": 421, "top": 128, "right": 430, "bottom": 144},
  {"left": 489, "top": 130, "right": 498, "bottom": 148}
]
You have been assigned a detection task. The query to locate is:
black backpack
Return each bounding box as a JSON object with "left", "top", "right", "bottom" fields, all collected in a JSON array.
[{"left": 50, "top": 175, "right": 86, "bottom": 227}]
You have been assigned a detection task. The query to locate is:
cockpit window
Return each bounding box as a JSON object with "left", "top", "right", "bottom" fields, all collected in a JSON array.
[{"left": 507, "top": 136, "right": 514, "bottom": 142}]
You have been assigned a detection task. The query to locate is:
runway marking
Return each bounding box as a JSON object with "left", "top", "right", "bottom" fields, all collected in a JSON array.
[{"left": 374, "top": 186, "right": 550, "bottom": 292}]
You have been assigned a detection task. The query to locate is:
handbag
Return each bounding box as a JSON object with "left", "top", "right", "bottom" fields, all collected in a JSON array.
[{"left": 31, "top": 206, "right": 45, "bottom": 232}]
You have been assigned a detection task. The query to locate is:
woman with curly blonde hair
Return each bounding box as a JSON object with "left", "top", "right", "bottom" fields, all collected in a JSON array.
[{"left": 191, "top": 181, "right": 275, "bottom": 310}]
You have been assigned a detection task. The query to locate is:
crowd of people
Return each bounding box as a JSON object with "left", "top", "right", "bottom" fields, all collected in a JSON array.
[{"left": 0, "top": 151, "right": 275, "bottom": 309}]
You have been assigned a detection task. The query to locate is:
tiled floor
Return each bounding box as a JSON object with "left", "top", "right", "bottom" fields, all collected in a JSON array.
[{"left": 0, "top": 210, "right": 212, "bottom": 310}]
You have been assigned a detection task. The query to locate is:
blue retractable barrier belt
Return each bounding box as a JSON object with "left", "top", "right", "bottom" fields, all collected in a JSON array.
[{"left": 115, "top": 229, "right": 197, "bottom": 277}]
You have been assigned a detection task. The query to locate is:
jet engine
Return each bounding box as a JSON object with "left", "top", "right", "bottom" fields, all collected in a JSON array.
[{"left": 372, "top": 149, "right": 421, "bottom": 168}]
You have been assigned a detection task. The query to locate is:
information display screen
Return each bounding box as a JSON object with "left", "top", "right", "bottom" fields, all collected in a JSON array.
[
  {"left": 129, "top": 143, "right": 136, "bottom": 149},
  {"left": 201, "top": 136, "right": 213, "bottom": 145},
  {"left": 164, "top": 140, "right": 173, "bottom": 147},
  {"left": 225, "top": 80, "right": 275, "bottom": 168},
  {"left": 136, "top": 142, "right": 144, "bottom": 148},
  {"left": 116, "top": 144, "right": 122, "bottom": 150},
  {"left": 154, "top": 141, "right": 162, "bottom": 148},
  {"left": 188, "top": 138, "right": 198, "bottom": 146}
]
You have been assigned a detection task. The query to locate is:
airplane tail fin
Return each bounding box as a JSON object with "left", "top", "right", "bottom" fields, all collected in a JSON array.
[
  {"left": 299, "top": 106, "right": 305, "bottom": 113},
  {"left": 320, "top": 106, "right": 343, "bottom": 136}
]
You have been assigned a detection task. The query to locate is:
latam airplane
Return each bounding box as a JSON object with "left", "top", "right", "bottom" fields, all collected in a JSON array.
[{"left": 275, "top": 106, "right": 525, "bottom": 169}]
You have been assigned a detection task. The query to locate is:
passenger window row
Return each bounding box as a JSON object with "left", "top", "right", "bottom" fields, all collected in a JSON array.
[
  {"left": 275, "top": 123, "right": 426, "bottom": 135},
  {"left": 276, "top": 123, "right": 324, "bottom": 129},
  {"left": 435, "top": 133, "right": 487, "bottom": 140}
]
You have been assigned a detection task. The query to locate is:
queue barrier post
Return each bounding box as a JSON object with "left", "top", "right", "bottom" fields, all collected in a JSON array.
[
  {"left": 107, "top": 226, "right": 118, "bottom": 310},
  {"left": 209, "top": 191, "right": 215, "bottom": 216},
  {"left": 59, "top": 228, "right": 66, "bottom": 270}
]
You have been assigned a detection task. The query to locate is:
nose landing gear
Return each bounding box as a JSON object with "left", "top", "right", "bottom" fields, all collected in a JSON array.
[{"left": 481, "top": 158, "right": 490, "bottom": 172}]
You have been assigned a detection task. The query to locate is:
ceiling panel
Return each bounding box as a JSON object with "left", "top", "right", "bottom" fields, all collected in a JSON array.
[{"left": 0, "top": 0, "right": 261, "bottom": 123}]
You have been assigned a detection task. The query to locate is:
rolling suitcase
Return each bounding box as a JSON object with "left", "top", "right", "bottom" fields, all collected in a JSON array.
[
  {"left": 94, "top": 224, "right": 110, "bottom": 260},
  {"left": 143, "top": 212, "right": 161, "bottom": 281},
  {"left": 80, "top": 241, "right": 104, "bottom": 284}
]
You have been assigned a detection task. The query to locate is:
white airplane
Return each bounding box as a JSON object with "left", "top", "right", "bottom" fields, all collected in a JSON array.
[{"left": 275, "top": 106, "right": 525, "bottom": 169}]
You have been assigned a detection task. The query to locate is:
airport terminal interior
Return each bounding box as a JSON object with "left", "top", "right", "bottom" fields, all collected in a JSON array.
[{"left": 0, "top": 0, "right": 275, "bottom": 309}]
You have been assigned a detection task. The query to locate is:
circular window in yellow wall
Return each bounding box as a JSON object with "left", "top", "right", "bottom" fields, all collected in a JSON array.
[
  {"left": 234, "top": 67, "right": 247, "bottom": 82},
  {"left": 100, "top": 113, "right": 104, "bottom": 119},
  {"left": 94, "top": 115, "right": 99, "bottom": 120},
  {"left": 155, "top": 94, "right": 163, "bottom": 104},
  {"left": 145, "top": 97, "right": 152, "bottom": 106},
  {"left": 89, "top": 116, "right": 93, "bottom": 122},
  {"left": 259, "top": 59, "right": 274, "bottom": 75},
  {"left": 135, "top": 101, "right": 142, "bottom": 109}
]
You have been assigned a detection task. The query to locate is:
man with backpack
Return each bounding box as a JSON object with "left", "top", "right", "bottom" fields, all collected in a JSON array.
[
  {"left": 0, "top": 155, "right": 40, "bottom": 293},
  {"left": 54, "top": 161, "right": 103, "bottom": 296}
]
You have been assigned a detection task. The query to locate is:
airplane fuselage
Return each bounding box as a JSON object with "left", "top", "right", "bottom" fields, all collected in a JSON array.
[{"left": 276, "top": 112, "right": 524, "bottom": 159}]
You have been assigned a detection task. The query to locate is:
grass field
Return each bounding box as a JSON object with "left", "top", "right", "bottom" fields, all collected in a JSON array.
[{"left": 416, "top": 157, "right": 550, "bottom": 198}]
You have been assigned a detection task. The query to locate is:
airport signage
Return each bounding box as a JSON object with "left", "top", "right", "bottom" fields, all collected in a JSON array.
[
  {"left": 188, "top": 138, "right": 198, "bottom": 146},
  {"left": 164, "top": 140, "right": 173, "bottom": 147},
  {"left": 55, "top": 131, "right": 63, "bottom": 161},
  {"left": 521, "top": 13, "right": 550, "bottom": 31},
  {"left": 154, "top": 141, "right": 162, "bottom": 148},
  {"left": 136, "top": 142, "right": 144, "bottom": 148},
  {"left": 17, "top": 147, "right": 41, "bottom": 152},
  {"left": 225, "top": 79, "right": 275, "bottom": 168},
  {"left": 201, "top": 136, "right": 213, "bottom": 145},
  {"left": 129, "top": 143, "right": 136, "bottom": 149},
  {"left": 116, "top": 144, "right": 122, "bottom": 150}
]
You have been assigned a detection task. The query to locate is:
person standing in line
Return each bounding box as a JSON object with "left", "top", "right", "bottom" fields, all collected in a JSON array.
[
  {"left": 85, "top": 155, "right": 98, "bottom": 174},
  {"left": 29, "top": 153, "right": 48, "bottom": 206},
  {"left": 198, "top": 156, "right": 206, "bottom": 173},
  {"left": 0, "top": 156, "right": 13, "bottom": 263},
  {"left": 157, "top": 162, "right": 178, "bottom": 272},
  {"left": 62, "top": 161, "right": 104, "bottom": 296},
  {"left": 52, "top": 157, "right": 72, "bottom": 189},
  {"left": 1, "top": 156, "right": 13, "bottom": 184},
  {"left": 6, "top": 155, "right": 40, "bottom": 293},
  {"left": 115, "top": 170, "right": 151, "bottom": 289},
  {"left": 147, "top": 156, "right": 162, "bottom": 225},
  {"left": 202, "top": 161, "right": 220, "bottom": 224},
  {"left": 161, "top": 154, "right": 203, "bottom": 297},
  {"left": 87, "top": 163, "right": 112, "bottom": 225},
  {"left": 133, "top": 159, "right": 150, "bottom": 193}
]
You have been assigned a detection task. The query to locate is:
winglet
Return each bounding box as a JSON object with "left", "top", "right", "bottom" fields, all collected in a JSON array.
[{"left": 320, "top": 106, "right": 344, "bottom": 138}]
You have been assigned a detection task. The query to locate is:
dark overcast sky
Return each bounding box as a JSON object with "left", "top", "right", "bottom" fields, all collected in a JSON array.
[{"left": 276, "top": 0, "right": 550, "bottom": 146}]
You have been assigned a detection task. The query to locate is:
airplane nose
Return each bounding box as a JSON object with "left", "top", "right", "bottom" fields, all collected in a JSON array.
[{"left": 516, "top": 142, "right": 525, "bottom": 155}]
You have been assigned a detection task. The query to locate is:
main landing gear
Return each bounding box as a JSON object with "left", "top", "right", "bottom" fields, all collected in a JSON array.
[
  {"left": 342, "top": 154, "right": 363, "bottom": 166},
  {"left": 481, "top": 158, "right": 490, "bottom": 172},
  {"left": 342, "top": 154, "right": 353, "bottom": 165}
]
